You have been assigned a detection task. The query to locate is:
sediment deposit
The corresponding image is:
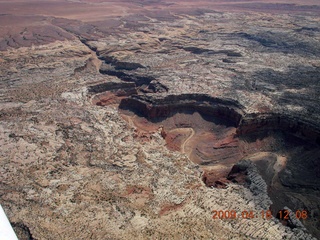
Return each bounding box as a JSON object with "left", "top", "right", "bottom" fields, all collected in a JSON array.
[{"left": 1, "top": 0, "right": 320, "bottom": 239}]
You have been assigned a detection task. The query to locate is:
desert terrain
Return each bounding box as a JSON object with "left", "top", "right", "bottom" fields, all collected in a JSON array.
[{"left": 1, "top": 0, "right": 320, "bottom": 239}]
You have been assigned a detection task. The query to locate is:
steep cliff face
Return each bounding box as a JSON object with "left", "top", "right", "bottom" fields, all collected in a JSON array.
[
  {"left": 237, "top": 113, "right": 320, "bottom": 144},
  {"left": 110, "top": 89, "right": 320, "bottom": 239},
  {"left": 117, "top": 93, "right": 320, "bottom": 146},
  {"left": 88, "top": 81, "right": 137, "bottom": 105},
  {"left": 1, "top": 2, "right": 320, "bottom": 239},
  {"left": 119, "top": 94, "right": 244, "bottom": 126}
]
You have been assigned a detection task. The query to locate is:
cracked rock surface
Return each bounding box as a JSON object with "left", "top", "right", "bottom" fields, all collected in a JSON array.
[{"left": 1, "top": 0, "right": 320, "bottom": 239}]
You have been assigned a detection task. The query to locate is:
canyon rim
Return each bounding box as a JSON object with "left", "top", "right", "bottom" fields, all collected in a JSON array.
[{"left": 1, "top": 0, "right": 320, "bottom": 239}]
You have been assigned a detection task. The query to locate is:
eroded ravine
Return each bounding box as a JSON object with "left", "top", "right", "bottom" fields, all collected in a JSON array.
[
  {"left": 115, "top": 94, "right": 320, "bottom": 238},
  {"left": 124, "top": 106, "right": 318, "bottom": 238},
  {"left": 87, "top": 63, "right": 320, "bottom": 238}
]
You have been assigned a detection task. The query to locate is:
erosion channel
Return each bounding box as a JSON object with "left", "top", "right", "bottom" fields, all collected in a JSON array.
[{"left": 90, "top": 84, "right": 320, "bottom": 238}]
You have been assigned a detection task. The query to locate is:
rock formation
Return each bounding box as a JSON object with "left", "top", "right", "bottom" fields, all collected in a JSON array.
[{"left": 1, "top": 0, "right": 320, "bottom": 239}]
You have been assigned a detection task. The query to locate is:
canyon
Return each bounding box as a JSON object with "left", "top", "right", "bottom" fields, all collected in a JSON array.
[{"left": 1, "top": 0, "right": 320, "bottom": 239}]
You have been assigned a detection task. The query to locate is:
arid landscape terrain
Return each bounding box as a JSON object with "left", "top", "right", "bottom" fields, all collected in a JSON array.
[{"left": 1, "top": 0, "right": 320, "bottom": 239}]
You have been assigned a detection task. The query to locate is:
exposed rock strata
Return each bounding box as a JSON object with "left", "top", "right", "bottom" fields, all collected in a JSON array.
[
  {"left": 118, "top": 94, "right": 320, "bottom": 145},
  {"left": 238, "top": 113, "right": 320, "bottom": 144},
  {"left": 1, "top": 2, "right": 320, "bottom": 239},
  {"left": 119, "top": 94, "right": 244, "bottom": 126},
  {"left": 113, "top": 92, "right": 320, "bottom": 239}
]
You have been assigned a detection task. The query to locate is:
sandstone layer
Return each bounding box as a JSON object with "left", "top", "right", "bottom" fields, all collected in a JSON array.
[{"left": 1, "top": 0, "right": 320, "bottom": 239}]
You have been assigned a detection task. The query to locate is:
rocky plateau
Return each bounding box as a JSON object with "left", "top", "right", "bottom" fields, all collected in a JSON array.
[{"left": 0, "top": 0, "right": 320, "bottom": 239}]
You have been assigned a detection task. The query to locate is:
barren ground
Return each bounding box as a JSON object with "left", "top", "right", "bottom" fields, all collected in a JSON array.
[{"left": 1, "top": 0, "right": 320, "bottom": 239}]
